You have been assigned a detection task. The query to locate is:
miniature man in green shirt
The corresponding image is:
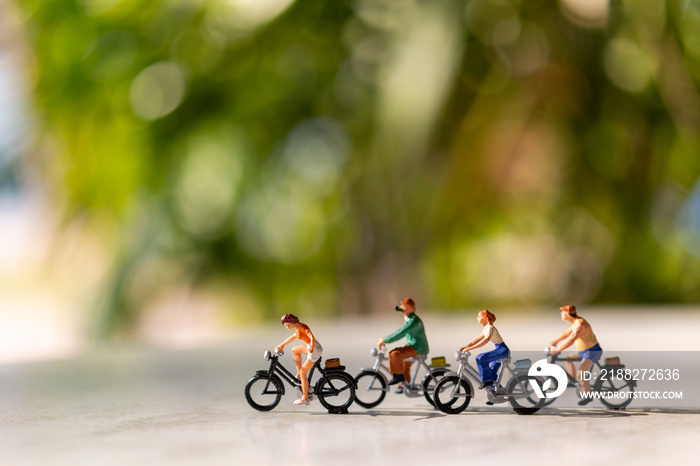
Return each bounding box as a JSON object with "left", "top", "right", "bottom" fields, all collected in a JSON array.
[{"left": 377, "top": 297, "right": 429, "bottom": 386}]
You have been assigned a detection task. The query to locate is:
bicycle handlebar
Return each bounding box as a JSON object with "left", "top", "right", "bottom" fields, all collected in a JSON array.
[{"left": 545, "top": 347, "right": 583, "bottom": 362}]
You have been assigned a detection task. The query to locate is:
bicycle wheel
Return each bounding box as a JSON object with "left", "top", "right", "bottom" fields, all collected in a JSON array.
[
  {"left": 539, "top": 376, "right": 559, "bottom": 407},
  {"left": 593, "top": 375, "right": 635, "bottom": 409},
  {"left": 316, "top": 372, "right": 356, "bottom": 413},
  {"left": 245, "top": 374, "right": 283, "bottom": 411},
  {"left": 422, "top": 368, "right": 448, "bottom": 407},
  {"left": 354, "top": 370, "right": 387, "bottom": 409},
  {"left": 506, "top": 374, "right": 544, "bottom": 415},
  {"left": 433, "top": 375, "right": 472, "bottom": 414}
]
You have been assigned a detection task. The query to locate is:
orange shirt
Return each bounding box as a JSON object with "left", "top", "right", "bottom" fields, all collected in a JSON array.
[{"left": 296, "top": 324, "right": 313, "bottom": 345}]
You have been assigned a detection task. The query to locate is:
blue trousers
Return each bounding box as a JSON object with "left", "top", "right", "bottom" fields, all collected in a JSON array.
[{"left": 476, "top": 343, "right": 510, "bottom": 383}]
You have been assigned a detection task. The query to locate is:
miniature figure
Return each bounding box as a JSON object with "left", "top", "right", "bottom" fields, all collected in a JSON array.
[
  {"left": 460, "top": 310, "right": 509, "bottom": 389},
  {"left": 377, "top": 298, "right": 429, "bottom": 390},
  {"left": 245, "top": 346, "right": 357, "bottom": 413},
  {"left": 548, "top": 304, "right": 603, "bottom": 405},
  {"left": 275, "top": 313, "right": 323, "bottom": 406}
]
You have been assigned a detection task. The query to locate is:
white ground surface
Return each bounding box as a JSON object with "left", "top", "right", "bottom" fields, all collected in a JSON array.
[{"left": 1, "top": 307, "right": 700, "bottom": 465}]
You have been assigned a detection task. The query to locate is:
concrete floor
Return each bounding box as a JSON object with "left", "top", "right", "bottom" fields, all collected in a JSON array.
[{"left": 1, "top": 308, "right": 699, "bottom": 465}]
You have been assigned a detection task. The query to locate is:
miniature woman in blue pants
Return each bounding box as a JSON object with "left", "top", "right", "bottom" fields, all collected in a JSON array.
[{"left": 460, "top": 310, "right": 509, "bottom": 389}]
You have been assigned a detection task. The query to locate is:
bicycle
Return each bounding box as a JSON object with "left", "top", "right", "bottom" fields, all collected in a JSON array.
[
  {"left": 539, "top": 347, "right": 636, "bottom": 409},
  {"left": 354, "top": 347, "right": 450, "bottom": 409},
  {"left": 432, "top": 350, "right": 544, "bottom": 415},
  {"left": 245, "top": 349, "right": 357, "bottom": 414}
]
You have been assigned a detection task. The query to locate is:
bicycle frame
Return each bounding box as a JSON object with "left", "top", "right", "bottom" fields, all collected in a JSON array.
[
  {"left": 258, "top": 350, "right": 323, "bottom": 396},
  {"left": 454, "top": 351, "right": 512, "bottom": 383},
  {"left": 546, "top": 351, "right": 605, "bottom": 387},
  {"left": 447, "top": 351, "right": 516, "bottom": 402},
  {"left": 361, "top": 348, "right": 438, "bottom": 391}
]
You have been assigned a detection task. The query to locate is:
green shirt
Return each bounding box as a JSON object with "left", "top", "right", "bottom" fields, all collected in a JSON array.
[{"left": 384, "top": 314, "right": 429, "bottom": 354}]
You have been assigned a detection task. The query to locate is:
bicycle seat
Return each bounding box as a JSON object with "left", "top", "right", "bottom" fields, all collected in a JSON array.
[
  {"left": 497, "top": 357, "right": 511, "bottom": 364},
  {"left": 404, "top": 354, "right": 428, "bottom": 363}
]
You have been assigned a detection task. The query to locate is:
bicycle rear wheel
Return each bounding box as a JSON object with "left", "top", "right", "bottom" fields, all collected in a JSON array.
[
  {"left": 316, "top": 373, "right": 356, "bottom": 413},
  {"left": 422, "top": 368, "right": 448, "bottom": 407},
  {"left": 506, "top": 374, "right": 544, "bottom": 415},
  {"left": 593, "top": 375, "right": 635, "bottom": 409}
]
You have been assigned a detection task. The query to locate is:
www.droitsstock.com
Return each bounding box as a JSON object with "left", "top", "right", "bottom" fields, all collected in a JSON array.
[{"left": 581, "top": 390, "right": 683, "bottom": 401}]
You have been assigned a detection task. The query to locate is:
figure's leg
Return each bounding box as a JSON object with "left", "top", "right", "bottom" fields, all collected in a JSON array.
[
  {"left": 477, "top": 346, "right": 509, "bottom": 385},
  {"left": 475, "top": 352, "right": 497, "bottom": 385},
  {"left": 292, "top": 345, "right": 307, "bottom": 379},
  {"left": 388, "top": 346, "right": 415, "bottom": 385},
  {"left": 299, "top": 358, "right": 315, "bottom": 401},
  {"left": 488, "top": 361, "right": 501, "bottom": 382},
  {"left": 389, "top": 346, "right": 415, "bottom": 375},
  {"left": 578, "top": 359, "right": 594, "bottom": 393},
  {"left": 564, "top": 352, "right": 580, "bottom": 380},
  {"left": 475, "top": 353, "right": 488, "bottom": 382},
  {"left": 401, "top": 347, "right": 418, "bottom": 383},
  {"left": 388, "top": 348, "right": 402, "bottom": 375}
]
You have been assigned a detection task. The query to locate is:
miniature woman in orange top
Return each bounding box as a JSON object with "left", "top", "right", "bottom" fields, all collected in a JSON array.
[{"left": 275, "top": 314, "right": 323, "bottom": 406}]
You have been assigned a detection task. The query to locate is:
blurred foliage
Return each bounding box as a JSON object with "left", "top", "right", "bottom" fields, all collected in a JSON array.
[{"left": 12, "top": 0, "right": 700, "bottom": 335}]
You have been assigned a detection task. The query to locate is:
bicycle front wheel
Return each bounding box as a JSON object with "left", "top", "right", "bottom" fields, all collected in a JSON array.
[
  {"left": 593, "top": 375, "right": 635, "bottom": 409},
  {"left": 354, "top": 370, "right": 387, "bottom": 408},
  {"left": 506, "top": 374, "right": 544, "bottom": 415},
  {"left": 245, "top": 374, "right": 283, "bottom": 412},
  {"left": 316, "top": 373, "right": 356, "bottom": 412},
  {"left": 433, "top": 375, "right": 472, "bottom": 414}
]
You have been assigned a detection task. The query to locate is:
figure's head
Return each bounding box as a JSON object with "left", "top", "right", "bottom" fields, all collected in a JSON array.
[
  {"left": 280, "top": 313, "right": 300, "bottom": 329},
  {"left": 478, "top": 309, "right": 496, "bottom": 325},
  {"left": 399, "top": 298, "right": 415, "bottom": 316},
  {"left": 559, "top": 305, "right": 577, "bottom": 321}
]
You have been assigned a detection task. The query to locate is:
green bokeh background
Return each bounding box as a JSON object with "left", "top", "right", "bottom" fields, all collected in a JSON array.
[{"left": 5, "top": 0, "right": 700, "bottom": 337}]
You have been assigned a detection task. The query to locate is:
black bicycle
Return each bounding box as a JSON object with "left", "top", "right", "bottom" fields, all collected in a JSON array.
[{"left": 245, "top": 349, "right": 357, "bottom": 414}]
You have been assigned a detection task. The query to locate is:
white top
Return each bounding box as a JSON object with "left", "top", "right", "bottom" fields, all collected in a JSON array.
[{"left": 482, "top": 323, "right": 504, "bottom": 345}]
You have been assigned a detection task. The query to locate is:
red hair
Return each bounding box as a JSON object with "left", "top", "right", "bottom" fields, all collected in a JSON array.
[{"left": 479, "top": 309, "right": 496, "bottom": 323}]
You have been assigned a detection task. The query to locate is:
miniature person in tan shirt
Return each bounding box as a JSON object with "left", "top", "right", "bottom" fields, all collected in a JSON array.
[{"left": 549, "top": 305, "right": 602, "bottom": 405}]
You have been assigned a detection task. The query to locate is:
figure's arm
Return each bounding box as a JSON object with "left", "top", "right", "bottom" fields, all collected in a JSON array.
[
  {"left": 275, "top": 334, "right": 296, "bottom": 352},
  {"left": 553, "top": 323, "right": 586, "bottom": 354},
  {"left": 382, "top": 318, "right": 415, "bottom": 345},
  {"left": 462, "top": 334, "right": 491, "bottom": 352},
  {"left": 306, "top": 328, "right": 316, "bottom": 353},
  {"left": 462, "top": 326, "right": 492, "bottom": 352},
  {"left": 460, "top": 335, "right": 481, "bottom": 352},
  {"left": 549, "top": 328, "right": 572, "bottom": 348}
]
